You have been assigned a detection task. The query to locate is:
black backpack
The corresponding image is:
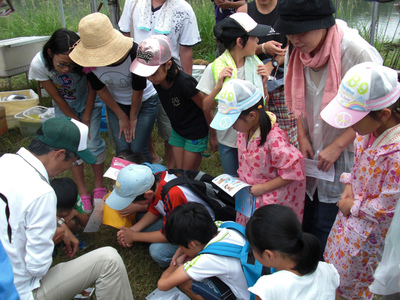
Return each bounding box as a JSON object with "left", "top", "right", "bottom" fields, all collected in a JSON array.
[{"left": 161, "top": 169, "right": 236, "bottom": 221}]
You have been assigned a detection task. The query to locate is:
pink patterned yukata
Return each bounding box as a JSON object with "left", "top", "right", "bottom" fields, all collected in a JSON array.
[
  {"left": 324, "top": 124, "right": 400, "bottom": 300},
  {"left": 236, "top": 113, "right": 306, "bottom": 225}
]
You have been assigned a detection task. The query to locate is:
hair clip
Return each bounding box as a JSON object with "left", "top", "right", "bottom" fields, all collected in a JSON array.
[{"left": 257, "top": 105, "right": 262, "bottom": 109}]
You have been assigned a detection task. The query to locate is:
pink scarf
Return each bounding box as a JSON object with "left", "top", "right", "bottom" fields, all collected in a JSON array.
[{"left": 285, "top": 23, "right": 344, "bottom": 118}]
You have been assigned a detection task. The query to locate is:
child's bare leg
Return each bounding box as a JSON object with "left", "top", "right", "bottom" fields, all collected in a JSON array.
[
  {"left": 70, "top": 164, "right": 88, "bottom": 196},
  {"left": 182, "top": 151, "right": 202, "bottom": 170},
  {"left": 172, "top": 146, "right": 185, "bottom": 169}
]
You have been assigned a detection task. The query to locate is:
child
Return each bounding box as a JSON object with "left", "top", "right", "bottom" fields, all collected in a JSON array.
[
  {"left": 130, "top": 35, "right": 217, "bottom": 170},
  {"left": 158, "top": 202, "right": 249, "bottom": 300},
  {"left": 51, "top": 177, "right": 89, "bottom": 255},
  {"left": 29, "top": 29, "right": 107, "bottom": 213},
  {"left": 51, "top": 177, "right": 89, "bottom": 233},
  {"left": 109, "top": 164, "right": 215, "bottom": 267},
  {"left": 197, "top": 12, "right": 273, "bottom": 176},
  {"left": 102, "top": 150, "right": 166, "bottom": 229},
  {"left": 273, "top": 0, "right": 383, "bottom": 252},
  {"left": 211, "top": 79, "right": 305, "bottom": 225},
  {"left": 321, "top": 62, "right": 400, "bottom": 299},
  {"left": 69, "top": 13, "right": 158, "bottom": 162},
  {"left": 246, "top": 204, "right": 339, "bottom": 299}
]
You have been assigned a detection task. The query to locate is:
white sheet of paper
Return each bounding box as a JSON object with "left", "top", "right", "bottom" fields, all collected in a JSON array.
[
  {"left": 146, "top": 287, "right": 190, "bottom": 300},
  {"left": 83, "top": 201, "right": 104, "bottom": 233},
  {"left": 304, "top": 158, "right": 335, "bottom": 182}
]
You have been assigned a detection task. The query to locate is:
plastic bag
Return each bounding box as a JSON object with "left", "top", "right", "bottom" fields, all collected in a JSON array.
[{"left": 369, "top": 201, "right": 400, "bottom": 295}]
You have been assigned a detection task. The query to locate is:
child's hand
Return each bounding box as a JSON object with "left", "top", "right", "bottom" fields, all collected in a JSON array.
[
  {"left": 118, "top": 114, "right": 130, "bottom": 141},
  {"left": 250, "top": 184, "right": 265, "bottom": 197},
  {"left": 209, "top": 134, "right": 219, "bottom": 153},
  {"left": 257, "top": 64, "right": 269, "bottom": 84},
  {"left": 215, "top": 67, "right": 233, "bottom": 90},
  {"left": 117, "top": 227, "right": 133, "bottom": 248},
  {"left": 337, "top": 184, "right": 354, "bottom": 216},
  {"left": 118, "top": 203, "right": 140, "bottom": 217},
  {"left": 171, "top": 247, "right": 191, "bottom": 266}
]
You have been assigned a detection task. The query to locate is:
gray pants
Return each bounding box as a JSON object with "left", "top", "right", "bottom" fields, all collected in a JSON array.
[{"left": 32, "top": 247, "right": 133, "bottom": 300}]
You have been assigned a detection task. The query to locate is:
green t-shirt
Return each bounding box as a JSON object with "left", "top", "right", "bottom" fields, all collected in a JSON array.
[{"left": 73, "top": 195, "right": 85, "bottom": 214}]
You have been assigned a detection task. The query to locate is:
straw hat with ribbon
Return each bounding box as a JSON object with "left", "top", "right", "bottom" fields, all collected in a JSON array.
[{"left": 70, "top": 12, "right": 133, "bottom": 67}]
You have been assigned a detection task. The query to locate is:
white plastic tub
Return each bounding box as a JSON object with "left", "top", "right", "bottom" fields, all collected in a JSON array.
[{"left": 0, "top": 36, "right": 49, "bottom": 77}]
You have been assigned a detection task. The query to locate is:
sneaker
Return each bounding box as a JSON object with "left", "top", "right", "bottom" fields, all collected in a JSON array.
[
  {"left": 93, "top": 187, "right": 107, "bottom": 207},
  {"left": 81, "top": 194, "right": 92, "bottom": 213}
]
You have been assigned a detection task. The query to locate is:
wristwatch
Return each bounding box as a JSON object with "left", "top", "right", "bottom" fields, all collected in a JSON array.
[
  {"left": 57, "top": 218, "right": 66, "bottom": 226},
  {"left": 271, "top": 59, "right": 279, "bottom": 68}
]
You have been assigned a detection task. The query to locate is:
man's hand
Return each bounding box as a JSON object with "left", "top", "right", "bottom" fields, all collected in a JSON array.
[
  {"left": 62, "top": 227, "right": 79, "bottom": 258},
  {"left": 52, "top": 226, "right": 65, "bottom": 245}
]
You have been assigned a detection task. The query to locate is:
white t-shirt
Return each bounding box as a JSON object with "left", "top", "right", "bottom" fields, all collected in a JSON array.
[
  {"left": 196, "top": 65, "right": 246, "bottom": 148},
  {"left": 249, "top": 262, "right": 340, "bottom": 300},
  {"left": 118, "top": 0, "right": 201, "bottom": 66},
  {"left": 184, "top": 226, "right": 250, "bottom": 300},
  {"left": 91, "top": 47, "right": 155, "bottom": 105}
]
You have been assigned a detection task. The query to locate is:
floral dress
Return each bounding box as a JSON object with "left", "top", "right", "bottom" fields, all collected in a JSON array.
[
  {"left": 236, "top": 112, "right": 306, "bottom": 225},
  {"left": 324, "top": 124, "right": 400, "bottom": 300}
]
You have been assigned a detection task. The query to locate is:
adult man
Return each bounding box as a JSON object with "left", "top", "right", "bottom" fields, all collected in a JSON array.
[
  {"left": 237, "top": 0, "right": 298, "bottom": 146},
  {"left": 118, "top": 0, "right": 205, "bottom": 168},
  {"left": 0, "top": 117, "right": 133, "bottom": 300},
  {"left": 107, "top": 165, "right": 215, "bottom": 267}
]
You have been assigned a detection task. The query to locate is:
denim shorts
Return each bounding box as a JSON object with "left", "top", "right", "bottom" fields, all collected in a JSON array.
[
  {"left": 106, "top": 93, "right": 159, "bottom": 161},
  {"left": 168, "top": 128, "right": 208, "bottom": 153}
]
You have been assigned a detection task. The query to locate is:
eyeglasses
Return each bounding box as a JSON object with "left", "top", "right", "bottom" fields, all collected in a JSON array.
[{"left": 53, "top": 57, "right": 77, "bottom": 69}]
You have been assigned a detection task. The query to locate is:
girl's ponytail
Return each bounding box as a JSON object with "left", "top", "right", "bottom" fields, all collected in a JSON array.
[
  {"left": 257, "top": 101, "right": 271, "bottom": 146},
  {"left": 246, "top": 204, "right": 320, "bottom": 276},
  {"left": 293, "top": 232, "right": 320, "bottom": 275},
  {"left": 240, "top": 99, "right": 271, "bottom": 146}
]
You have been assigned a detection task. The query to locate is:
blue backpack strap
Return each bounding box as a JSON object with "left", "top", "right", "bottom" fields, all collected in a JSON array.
[
  {"left": 218, "top": 221, "right": 246, "bottom": 236},
  {"left": 199, "top": 242, "right": 242, "bottom": 258}
]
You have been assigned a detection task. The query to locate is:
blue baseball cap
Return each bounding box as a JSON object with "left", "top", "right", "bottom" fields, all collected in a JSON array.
[{"left": 106, "top": 164, "right": 155, "bottom": 210}]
